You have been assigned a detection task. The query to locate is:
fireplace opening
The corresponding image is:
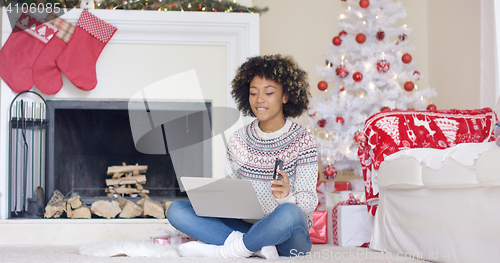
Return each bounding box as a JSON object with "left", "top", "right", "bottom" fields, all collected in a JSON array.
[{"left": 45, "top": 100, "right": 212, "bottom": 207}]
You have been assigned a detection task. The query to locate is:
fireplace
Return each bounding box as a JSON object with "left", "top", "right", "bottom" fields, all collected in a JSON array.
[
  {"left": 0, "top": 8, "right": 259, "bottom": 220},
  {"left": 45, "top": 100, "right": 213, "bottom": 207}
]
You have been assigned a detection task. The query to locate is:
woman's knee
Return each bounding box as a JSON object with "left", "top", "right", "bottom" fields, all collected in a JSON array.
[
  {"left": 166, "top": 199, "right": 190, "bottom": 223},
  {"left": 275, "top": 203, "right": 306, "bottom": 225}
]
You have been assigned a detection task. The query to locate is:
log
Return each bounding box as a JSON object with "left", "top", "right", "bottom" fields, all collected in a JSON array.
[
  {"left": 71, "top": 205, "right": 91, "bottom": 219},
  {"left": 66, "top": 203, "right": 74, "bottom": 218},
  {"left": 106, "top": 186, "right": 149, "bottom": 195},
  {"left": 44, "top": 190, "right": 66, "bottom": 218},
  {"left": 91, "top": 200, "right": 121, "bottom": 219},
  {"left": 67, "top": 195, "right": 83, "bottom": 209},
  {"left": 115, "top": 196, "right": 128, "bottom": 209},
  {"left": 139, "top": 196, "right": 165, "bottom": 219},
  {"left": 105, "top": 175, "right": 146, "bottom": 186},
  {"left": 107, "top": 164, "right": 148, "bottom": 175},
  {"left": 118, "top": 200, "right": 143, "bottom": 218},
  {"left": 116, "top": 196, "right": 144, "bottom": 218},
  {"left": 112, "top": 172, "right": 124, "bottom": 179}
]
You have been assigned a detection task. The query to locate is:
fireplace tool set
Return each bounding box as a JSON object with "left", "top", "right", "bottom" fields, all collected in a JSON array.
[{"left": 8, "top": 91, "right": 47, "bottom": 218}]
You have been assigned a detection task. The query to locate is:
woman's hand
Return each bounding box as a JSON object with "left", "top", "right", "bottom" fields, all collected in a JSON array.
[{"left": 271, "top": 169, "right": 290, "bottom": 199}]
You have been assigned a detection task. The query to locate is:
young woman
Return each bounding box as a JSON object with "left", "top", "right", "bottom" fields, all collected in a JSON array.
[{"left": 167, "top": 54, "right": 318, "bottom": 259}]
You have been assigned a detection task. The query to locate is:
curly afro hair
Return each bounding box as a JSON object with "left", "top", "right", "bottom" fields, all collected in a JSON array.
[{"left": 231, "top": 54, "right": 311, "bottom": 119}]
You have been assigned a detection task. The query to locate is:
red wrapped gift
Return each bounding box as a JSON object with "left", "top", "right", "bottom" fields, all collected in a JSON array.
[
  {"left": 309, "top": 211, "right": 327, "bottom": 244},
  {"left": 334, "top": 182, "right": 350, "bottom": 191},
  {"left": 150, "top": 228, "right": 196, "bottom": 245}
]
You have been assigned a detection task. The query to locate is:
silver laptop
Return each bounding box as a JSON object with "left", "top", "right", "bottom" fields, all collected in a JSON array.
[{"left": 180, "top": 177, "right": 265, "bottom": 220}]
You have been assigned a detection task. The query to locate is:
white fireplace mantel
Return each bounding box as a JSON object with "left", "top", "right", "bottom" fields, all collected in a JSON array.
[{"left": 0, "top": 8, "right": 259, "bottom": 221}]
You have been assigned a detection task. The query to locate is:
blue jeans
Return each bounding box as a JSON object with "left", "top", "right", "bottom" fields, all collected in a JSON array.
[{"left": 167, "top": 200, "right": 312, "bottom": 257}]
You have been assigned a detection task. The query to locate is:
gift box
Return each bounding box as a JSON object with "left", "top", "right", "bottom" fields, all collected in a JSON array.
[
  {"left": 309, "top": 211, "right": 327, "bottom": 244},
  {"left": 150, "top": 228, "right": 196, "bottom": 245},
  {"left": 330, "top": 193, "right": 373, "bottom": 247},
  {"left": 334, "top": 182, "right": 350, "bottom": 191},
  {"left": 325, "top": 191, "right": 366, "bottom": 244},
  {"left": 326, "top": 191, "right": 366, "bottom": 208},
  {"left": 334, "top": 205, "right": 374, "bottom": 247}
]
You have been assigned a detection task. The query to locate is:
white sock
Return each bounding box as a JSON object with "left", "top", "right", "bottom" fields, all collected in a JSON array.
[
  {"left": 177, "top": 241, "right": 220, "bottom": 258},
  {"left": 219, "top": 231, "right": 253, "bottom": 259},
  {"left": 254, "top": 245, "right": 279, "bottom": 259}
]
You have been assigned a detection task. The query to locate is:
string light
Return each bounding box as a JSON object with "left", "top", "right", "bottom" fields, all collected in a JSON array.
[
  {"left": 339, "top": 14, "right": 346, "bottom": 19},
  {"left": 42, "top": 0, "right": 268, "bottom": 13}
]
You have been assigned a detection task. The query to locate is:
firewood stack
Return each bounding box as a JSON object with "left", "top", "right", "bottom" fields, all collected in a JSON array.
[{"left": 105, "top": 163, "right": 150, "bottom": 197}]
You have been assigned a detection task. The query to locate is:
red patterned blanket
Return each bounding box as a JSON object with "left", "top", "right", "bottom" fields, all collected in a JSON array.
[{"left": 358, "top": 108, "right": 497, "bottom": 215}]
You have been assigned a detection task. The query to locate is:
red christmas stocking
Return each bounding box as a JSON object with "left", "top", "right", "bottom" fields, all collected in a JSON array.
[
  {"left": 0, "top": 13, "right": 58, "bottom": 93},
  {"left": 56, "top": 9, "right": 117, "bottom": 91},
  {"left": 32, "top": 13, "right": 75, "bottom": 95}
]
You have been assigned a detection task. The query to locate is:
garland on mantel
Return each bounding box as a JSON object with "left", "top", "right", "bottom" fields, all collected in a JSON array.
[{"left": 2, "top": 0, "right": 269, "bottom": 13}]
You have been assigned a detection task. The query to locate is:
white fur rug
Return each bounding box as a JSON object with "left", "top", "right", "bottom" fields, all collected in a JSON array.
[{"left": 78, "top": 240, "right": 180, "bottom": 257}]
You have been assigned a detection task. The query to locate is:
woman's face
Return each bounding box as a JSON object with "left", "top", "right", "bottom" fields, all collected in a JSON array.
[{"left": 249, "top": 76, "right": 288, "bottom": 125}]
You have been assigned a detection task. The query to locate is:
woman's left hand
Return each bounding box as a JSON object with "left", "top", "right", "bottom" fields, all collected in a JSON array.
[{"left": 271, "top": 169, "right": 290, "bottom": 199}]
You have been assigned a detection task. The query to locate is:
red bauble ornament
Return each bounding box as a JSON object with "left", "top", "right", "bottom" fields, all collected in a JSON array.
[
  {"left": 307, "top": 108, "right": 316, "bottom": 117},
  {"left": 318, "top": 119, "right": 327, "bottom": 127},
  {"left": 353, "top": 71, "right": 363, "bottom": 82},
  {"left": 402, "top": 53, "right": 412, "bottom": 63},
  {"left": 356, "top": 33, "right": 366, "bottom": 44},
  {"left": 323, "top": 165, "right": 337, "bottom": 180},
  {"left": 333, "top": 36, "right": 342, "bottom": 46},
  {"left": 376, "top": 59, "right": 390, "bottom": 73},
  {"left": 427, "top": 104, "right": 437, "bottom": 111},
  {"left": 318, "top": 80, "right": 328, "bottom": 91},
  {"left": 413, "top": 70, "right": 421, "bottom": 81},
  {"left": 404, "top": 81, "right": 414, "bottom": 91},
  {"left": 399, "top": 34, "right": 407, "bottom": 41},
  {"left": 339, "top": 30, "right": 347, "bottom": 37},
  {"left": 359, "top": 0, "right": 370, "bottom": 8},
  {"left": 336, "top": 65, "right": 349, "bottom": 78},
  {"left": 381, "top": 106, "right": 391, "bottom": 112},
  {"left": 376, "top": 30, "right": 385, "bottom": 41},
  {"left": 353, "top": 131, "right": 364, "bottom": 143},
  {"left": 336, "top": 116, "right": 345, "bottom": 125}
]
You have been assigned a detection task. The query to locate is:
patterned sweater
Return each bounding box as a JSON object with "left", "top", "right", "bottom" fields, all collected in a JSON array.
[{"left": 225, "top": 119, "right": 318, "bottom": 227}]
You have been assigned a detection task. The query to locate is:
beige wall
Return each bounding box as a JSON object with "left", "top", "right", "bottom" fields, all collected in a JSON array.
[
  {"left": 428, "top": 0, "right": 481, "bottom": 110},
  {"left": 254, "top": 0, "right": 482, "bottom": 128}
]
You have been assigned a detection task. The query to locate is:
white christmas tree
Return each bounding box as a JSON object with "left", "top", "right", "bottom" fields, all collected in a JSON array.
[{"left": 308, "top": 0, "right": 436, "bottom": 178}]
